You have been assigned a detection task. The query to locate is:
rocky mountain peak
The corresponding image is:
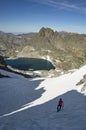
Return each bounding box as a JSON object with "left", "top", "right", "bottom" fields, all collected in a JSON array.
[{"left": 39, "top": 27, "right": 54, "bottom": 37}]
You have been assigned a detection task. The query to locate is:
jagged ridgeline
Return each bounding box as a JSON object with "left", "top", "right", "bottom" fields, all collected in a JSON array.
[{"left": 0, "top": 27, "right": 86, "bottom": 71}]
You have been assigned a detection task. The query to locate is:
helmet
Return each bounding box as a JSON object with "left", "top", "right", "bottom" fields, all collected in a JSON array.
[{"left": 60, "top": 98, "right": 62, "bottom": 101}]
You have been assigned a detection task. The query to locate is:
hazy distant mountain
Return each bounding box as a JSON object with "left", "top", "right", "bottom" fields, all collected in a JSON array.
[{"left": 0, "top": 31, "right": 36, "bottom": 57}]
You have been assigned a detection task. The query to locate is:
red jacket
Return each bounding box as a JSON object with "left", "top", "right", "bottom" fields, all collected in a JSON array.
[{"left": 58, "top": 100, "right": 63, "bottom": 106}]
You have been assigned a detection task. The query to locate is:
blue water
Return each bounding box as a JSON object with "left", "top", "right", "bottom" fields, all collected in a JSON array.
[{"left": 5, "top": 58, "right": 55, "bottom": 71}]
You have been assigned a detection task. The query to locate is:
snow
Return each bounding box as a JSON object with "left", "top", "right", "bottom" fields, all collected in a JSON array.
[{"left": 0, "top": 65, "right": 86, "bottom": 130}]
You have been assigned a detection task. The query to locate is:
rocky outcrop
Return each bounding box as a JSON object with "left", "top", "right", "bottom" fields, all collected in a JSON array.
[
  {"left": 76, "top": 75, "right": 86, "bottom": 92},
  {"left": 0, "top": 55, "right": 10, "bottom": 78},
  {"left": 0, "top": 55, "right": 7, "bottom": 68}
]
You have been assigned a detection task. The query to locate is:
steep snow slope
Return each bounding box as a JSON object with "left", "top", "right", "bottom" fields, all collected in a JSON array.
[{"left": 0, "top": 65, "right": 86, "bottom": 130}]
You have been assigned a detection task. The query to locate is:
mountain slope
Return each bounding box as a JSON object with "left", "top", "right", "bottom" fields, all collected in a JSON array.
[
  {"left": 0, "top": 65, "right": 86, "bottom": 130},
  {"left": 1, "top": 28, "right": 86, "bottom": 72},
  {"left": 17, "top": 27, "right": 86, "bottom": 71},
  {"left": 0, "top": 31, "right": 36, "bottom": 56}
]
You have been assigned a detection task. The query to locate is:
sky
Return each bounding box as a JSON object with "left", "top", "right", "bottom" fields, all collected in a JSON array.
[
  {"left": 0, "top": 0, "right": 86, "bottom": 34},
  {"left": 0, "top": 65, "right": 86, "bottom": 129}
]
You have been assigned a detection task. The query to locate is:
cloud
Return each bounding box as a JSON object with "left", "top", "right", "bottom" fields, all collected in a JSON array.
[{"left": 33, "top": 0, "right": 86, "bottom": 13}]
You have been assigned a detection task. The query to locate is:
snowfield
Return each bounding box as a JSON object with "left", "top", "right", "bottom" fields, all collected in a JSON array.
[{"left": 0, "top": 65, "right": 86, "bottom": 130}]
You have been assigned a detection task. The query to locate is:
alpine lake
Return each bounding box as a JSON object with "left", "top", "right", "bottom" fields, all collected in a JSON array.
[{"left": 5, "top": 57, "right": 55, "bottom": 71}]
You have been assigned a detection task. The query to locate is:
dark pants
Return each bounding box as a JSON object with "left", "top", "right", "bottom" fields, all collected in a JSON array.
[{"left": 57, "top": 105, "right": 62, "bottom": 111}]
